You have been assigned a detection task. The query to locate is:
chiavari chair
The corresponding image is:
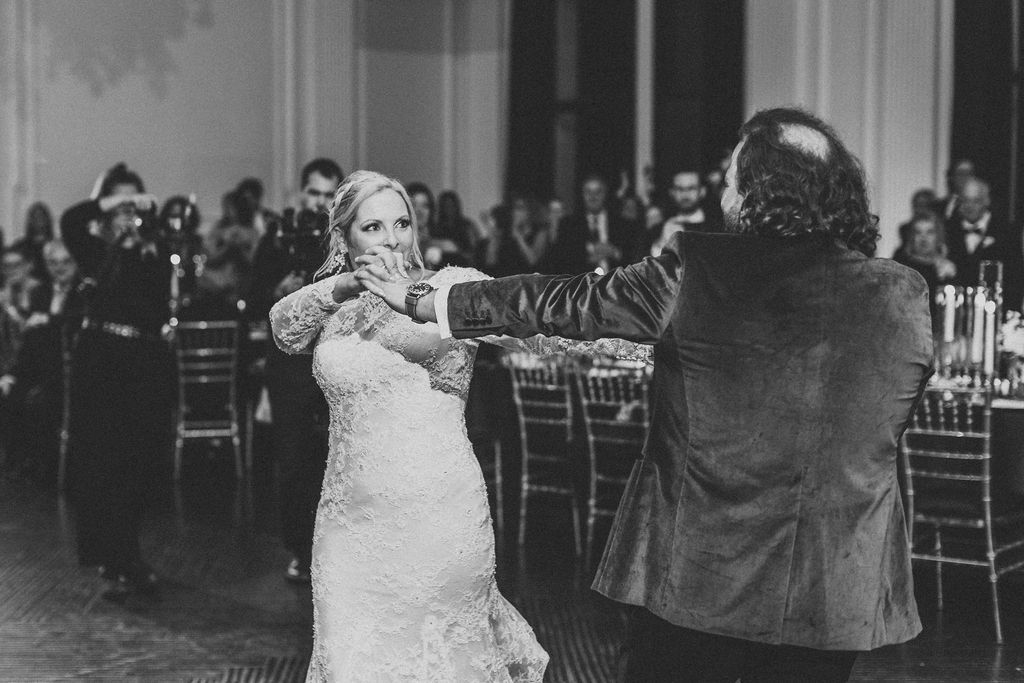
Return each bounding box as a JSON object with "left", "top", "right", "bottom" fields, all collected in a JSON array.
[
  {"left": 505, "top": 352, "right": 581, "bottom": 556},
  {"left": 576, "top": 359, "right": 651, "bottom": 571},
  {"left": 901, "top": 385, "right": 1024, "bottom": 643},
  {"left": 172, "top": 320, "right": 243, "bottom": 479}
]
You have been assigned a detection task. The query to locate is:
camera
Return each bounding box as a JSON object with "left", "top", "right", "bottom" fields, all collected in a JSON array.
[{"left": 270, "top": 207, "right": 328, "bottom": 279}]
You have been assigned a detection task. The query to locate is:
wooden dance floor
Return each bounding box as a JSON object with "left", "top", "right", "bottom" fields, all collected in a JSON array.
[{"left": 1, "top": 452, "right": 1023, "bottom": 682}]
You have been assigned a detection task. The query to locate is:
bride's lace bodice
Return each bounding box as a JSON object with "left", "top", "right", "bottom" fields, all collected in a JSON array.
[{"left": 268, "top": 266, "right": 648, "bottom": 682}]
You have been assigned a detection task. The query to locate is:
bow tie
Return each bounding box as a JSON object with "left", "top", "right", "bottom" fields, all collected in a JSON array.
[{"left": 964, "top": 224, "right": 984, "bottom": 236}]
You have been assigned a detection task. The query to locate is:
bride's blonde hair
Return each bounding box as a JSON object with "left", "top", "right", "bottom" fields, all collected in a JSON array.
[{"left": 314, "top": 170, "right": 425, "bottom": 281}]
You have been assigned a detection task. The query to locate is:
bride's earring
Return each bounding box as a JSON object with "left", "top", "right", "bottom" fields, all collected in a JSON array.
[{"left": 333, "top": 252, "right": 347, "bottom": 273}]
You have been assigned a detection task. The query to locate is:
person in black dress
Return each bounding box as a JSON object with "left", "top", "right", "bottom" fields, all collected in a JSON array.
[{"left": 61, "top": 163, "right": 175, "bottom": 597}]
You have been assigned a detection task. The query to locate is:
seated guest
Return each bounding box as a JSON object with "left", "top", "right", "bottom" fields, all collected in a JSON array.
[
  {"left": 11, "top": 202, "right": 55, "bottom": 280},
  {"left": 0, "top": 246, "right": 34, "bottom": 472},
  {"left": 892, "top": 213, "right": 956, "bottom": 292},
  {"left": 434, "top": 190, "right": 478, "bottom": 267},
  {"left": 1, "top": 245, "right": 38, "bottom": 317},
  {"left": 480, "top": 197, "right": 552, "bottom": 277},
  {"left": 895, "top": 188, "right": 938, "bottom": 242},
  {"left": 546, "top": 174, "right": 635, "bottom": 273},
  {"left": 0, "top": 239, "right": 82, "bottom": 482},
  {"left": 945, "top": 177, "right": 1024, "bottom": 311},
  {"left": 650, "top": 170, "right": 721, "bottom": 257},
  {"left": 406, "top": 182, "right": 443, "bottom": 270}
]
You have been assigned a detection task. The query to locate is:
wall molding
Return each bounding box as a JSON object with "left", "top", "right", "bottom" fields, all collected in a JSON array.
[
  {"left": 634, "top": 0, "right": 654, "bottom": 204},
  {"left": 0, "top": 0, "right": 38, "bottom": 239}
]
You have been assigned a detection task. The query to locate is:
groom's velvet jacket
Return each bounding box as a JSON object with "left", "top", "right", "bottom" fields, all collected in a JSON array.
[{"left": 446, "top": 231, "right": 932, "bottom": 650}]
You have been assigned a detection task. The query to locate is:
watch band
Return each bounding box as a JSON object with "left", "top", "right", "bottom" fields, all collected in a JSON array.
[{"left": 406, "top": 294, "right": 424, "bottom": 323}]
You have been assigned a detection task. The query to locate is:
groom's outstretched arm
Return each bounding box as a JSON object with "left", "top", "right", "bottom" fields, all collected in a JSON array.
[{"left": 445, "top": 246, "right": 683, "bottom": 344}]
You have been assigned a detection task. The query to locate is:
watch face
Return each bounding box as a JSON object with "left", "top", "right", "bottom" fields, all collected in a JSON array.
[{"left": 407, "top": 282, "right": 434, "bottom": 297}]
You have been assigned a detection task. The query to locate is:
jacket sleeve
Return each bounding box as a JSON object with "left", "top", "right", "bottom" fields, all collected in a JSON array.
[
  {"left": 447, "top": 234, "right": 685, "bottom": 344},
  {"left": 59, "top": 200, "right": 105, "bottom": 277}
]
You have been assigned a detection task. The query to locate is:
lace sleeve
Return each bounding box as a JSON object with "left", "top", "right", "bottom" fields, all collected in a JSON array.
[
  {"left": 482, "top": 333, "right": 653, "bottom": 365},
  {"left": 270, "top": 275, "right": 346, "bottom": 354},
  {"left": 440, "top": 267, "right": 652, "bottom": 364}
]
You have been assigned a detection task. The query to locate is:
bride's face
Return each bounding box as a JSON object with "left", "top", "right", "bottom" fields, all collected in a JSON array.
[{"left": 347, "top": 189, "right": 416, "bottom": 262}]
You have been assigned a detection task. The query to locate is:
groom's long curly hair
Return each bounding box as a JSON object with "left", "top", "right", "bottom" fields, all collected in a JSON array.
[{"left": 735, "top": 107, "right": 879, "bottom": 256}]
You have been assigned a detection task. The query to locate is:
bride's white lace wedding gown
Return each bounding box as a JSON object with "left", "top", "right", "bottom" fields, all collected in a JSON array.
[{"left": 271, "top": 266, "right": 647, "bottom": 681}]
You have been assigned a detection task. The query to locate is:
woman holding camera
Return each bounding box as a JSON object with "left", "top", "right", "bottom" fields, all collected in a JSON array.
[{"left": 61, "top": 163, "right": 175, "bottom": 598}]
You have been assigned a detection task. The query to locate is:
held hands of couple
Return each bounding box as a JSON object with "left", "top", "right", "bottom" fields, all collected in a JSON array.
[
  {"left": 333, "top": 245, "right": 411, "bottom": 305},
  {"left": 351, "top": 249, "right": 436, "bottom": 322}
]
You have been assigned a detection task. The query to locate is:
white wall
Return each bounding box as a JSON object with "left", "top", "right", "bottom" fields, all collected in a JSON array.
[
  {"left": 0, "top": 0, "right": 509, "bottom": 240},
  {"left": 746, "top": 0, "right": 954, "bottom": 257}
]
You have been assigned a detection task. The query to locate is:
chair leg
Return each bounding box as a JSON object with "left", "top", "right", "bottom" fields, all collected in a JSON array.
[
  {"left": 244, "top": 400, "right": 255, "bottom": 476},
  {"left": 935, "top": 527, "right": 944, "bottom": 611},
  {"left": 585, "top": 506, "right": 596, "bottom": 572},
  {"left": 232, "top": 431, "right": 243, "bottom": 479},
  {"left": 989, "top": 556, "right": 1003, "bottom": 644},
  {"left": 518, "top": 465, "right": 529, "bottom": 549},
  {"left": 57, "top": 427, "right": 70, "bottom": 491},
  {"left": 585, "top": 474, "right": 597, "bottom": 571},
  {"left": 571, "top": 492, "right": 582, "bottom": 557},
  {"left": 174, "top": 427, "right": 185, "bottom": 481},
  {"left": 493, "top": 439, "right": 504, "bottom": 546}
]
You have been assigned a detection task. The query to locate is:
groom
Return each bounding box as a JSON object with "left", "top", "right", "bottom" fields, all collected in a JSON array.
[{"left": 360, "top": 108, "right": 933, "bottom": 682}]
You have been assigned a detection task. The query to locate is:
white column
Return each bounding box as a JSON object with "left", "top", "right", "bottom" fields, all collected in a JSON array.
[
  {"left": 271, "top": 0, "right": 297, "bottom": 209},
  {"left": 0, "top": 0, "right": 37, "bottom": 240},
  {"left": 450, "top": 0, "right": 511, "bottom": 219},
  {"left": 635, "top": 0, "right": 654, "bottom": 204}
]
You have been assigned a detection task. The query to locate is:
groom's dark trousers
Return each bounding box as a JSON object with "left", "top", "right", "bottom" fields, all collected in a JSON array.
[{"left": 441, "top": 232, "right": 933, "bottom": 680}]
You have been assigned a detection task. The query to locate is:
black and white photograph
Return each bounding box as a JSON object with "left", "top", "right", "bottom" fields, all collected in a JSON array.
[{"left": 1, "top": 1, "right": 1023, "bottom": 681}]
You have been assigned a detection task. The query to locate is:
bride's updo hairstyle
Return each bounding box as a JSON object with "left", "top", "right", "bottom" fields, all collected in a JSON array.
[{"left": 314, "top": 170, "right": 426, "bottom": 281}]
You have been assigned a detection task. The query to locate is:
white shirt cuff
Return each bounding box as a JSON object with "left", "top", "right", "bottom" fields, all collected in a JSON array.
[{"left": 434, "top": 284, "right": 453, "bottom": 339}]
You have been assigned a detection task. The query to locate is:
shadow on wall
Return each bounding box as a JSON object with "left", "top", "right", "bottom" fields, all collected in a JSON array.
[{"left": 35, "top": 0, "right": 214, "bottom": 97}]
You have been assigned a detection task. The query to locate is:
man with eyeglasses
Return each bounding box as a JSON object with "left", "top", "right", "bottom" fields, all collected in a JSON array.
[{"left": 250, "top": 157, "right": 342, "bottom": 584}]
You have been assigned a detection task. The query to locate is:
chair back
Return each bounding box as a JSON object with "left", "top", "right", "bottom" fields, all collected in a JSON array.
[
  {"left": 504, "top": 351, "right": 575, "bottom": 451},
  {"left": 173, "top": 320, "right": 241, "bottom": 387},
  {"left": 901, "top": 385, "right": 993, "bottom": 532},
  {"left": 576, "top": 359, "right": 651, "bottom": 477}
]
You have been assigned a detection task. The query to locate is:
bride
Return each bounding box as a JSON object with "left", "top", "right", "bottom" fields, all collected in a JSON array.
[{"left": 271, "top": 170, "right": 645, "bottom": 681}]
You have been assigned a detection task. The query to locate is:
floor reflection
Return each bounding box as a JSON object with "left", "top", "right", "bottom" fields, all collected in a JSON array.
[{"left": 0, "top": 446, "right": 1022, "bottom": 681}]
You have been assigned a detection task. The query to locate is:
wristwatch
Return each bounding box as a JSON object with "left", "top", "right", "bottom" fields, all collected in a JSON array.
[{"left": 405, "top": 281, "right": 435, "bottom": 324}]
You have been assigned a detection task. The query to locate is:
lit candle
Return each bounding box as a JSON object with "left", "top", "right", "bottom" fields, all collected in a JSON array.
[
  {"left": 169, "top": 255, "right": 180, "bottom": 302},
  {"left": 984, "top": 300, "right": 996, "bottom": 376},
  {"left": 971, "top": 288, "right": 986, "bottom": 364},
  {"left": 943, "top": 285, "right": 956, "bottom": 343}
]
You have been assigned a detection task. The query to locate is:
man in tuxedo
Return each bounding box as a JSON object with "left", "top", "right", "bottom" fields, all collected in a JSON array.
[
  {"left": 945, "top": 177, "right": 1024, "bottom": 311},
  {"left": 546, "top": 175, "right": 638, "bottom": 273},
  {"left": 362, "top": 108, "right": 931, "bottom": 682}
]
